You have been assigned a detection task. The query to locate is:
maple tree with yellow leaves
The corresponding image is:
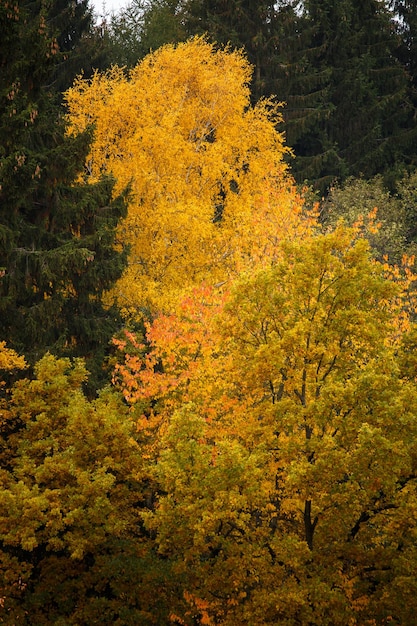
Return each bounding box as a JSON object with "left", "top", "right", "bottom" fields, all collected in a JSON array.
[{"left": 113, "top": 224, "right": 417, "bottom": 625}]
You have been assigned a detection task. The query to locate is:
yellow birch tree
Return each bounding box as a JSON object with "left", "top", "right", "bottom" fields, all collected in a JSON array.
[{"left": 65, "top": 37, "right": 311, "bottom": 317}]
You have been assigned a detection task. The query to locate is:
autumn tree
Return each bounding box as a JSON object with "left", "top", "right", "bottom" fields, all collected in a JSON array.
[
  {"left": 114, "top": 224, "right": 417, "bottom": 624},
  {"left": 65, "top": 37, "right": 310, "bottom": 319},
  {"left": 321, "top": 171, "right": 417, "bottom": 263},
  {"left": 0, "top": 354, "right": 175, "bottom": 624},
  {"left": 0, "top": 342, "right": 26, "bottom": 379}
]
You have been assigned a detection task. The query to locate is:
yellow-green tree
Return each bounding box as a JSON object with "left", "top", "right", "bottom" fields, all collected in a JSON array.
[
  {"left": 0, "top": 355, "right": 174, "bottom": 624},
  {"left": 0, "top": 341, "right": 26, "bottom": 384},
  {"left": 65, "top": 37, "right": 311, "bottom": 317},
  {"left": 115, "top": 225, "right": 417, "bottom": 624}
]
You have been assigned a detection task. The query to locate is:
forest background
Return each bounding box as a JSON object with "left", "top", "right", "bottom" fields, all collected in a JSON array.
[{"left": 2, "top": 1, "right": 417, "bottom": 624}]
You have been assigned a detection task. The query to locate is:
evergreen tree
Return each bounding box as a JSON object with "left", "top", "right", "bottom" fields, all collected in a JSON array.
[
  {"left": 103, "top": 0, "right": 187, "bottom": 67},
  {"left": 185, "top": 0, "right": 283, "bottom": 101},
  {"left": 100, "top": 2, "right": 147, "bottom": 67},
  {"left": 0, "top": 0, "right": 127, "bottom": 389},
  {"left": 49, "top": 0, "right": 112, "bottom": 94},
  {"left": 277, "top": 0, "right": 414, "bottom": 190},
  {"left": 392, "top": 0, "right": 417, "bottom": 83},
  {"left": 183, "top": 0, "right": 416, "bottom": 191},
  {"left": 390, "top": 0, "right": 417, "bottom": 172},
  {"left": 140, "top": 0, "right": 186, "bottom": 55}
]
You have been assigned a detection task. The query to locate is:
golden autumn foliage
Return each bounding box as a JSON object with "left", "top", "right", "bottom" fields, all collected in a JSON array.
[
  {"left": 113, "top": 225, "right": 417, "bottom": 625},
  {"left": 0, "top": 355, "right": 174, "bottom": 624},
  {"left": 65, "top": 37, "right": 313, "bottom": 317},
  {"left": 0, "top": 341, "right": 26, "bottom": 383},
  {"left": 4, "top": 33, "right": 417, "bottom": 626}
]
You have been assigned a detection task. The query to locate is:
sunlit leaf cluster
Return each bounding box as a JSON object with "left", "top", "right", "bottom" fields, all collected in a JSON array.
[{"left": 66, "top": 37, "right": 313, "bottom": 316}]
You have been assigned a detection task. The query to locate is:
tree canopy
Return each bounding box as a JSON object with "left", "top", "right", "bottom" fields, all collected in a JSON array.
[
  {"left": 112, "top": 224, "right": 417, "bottom": 624},
  {"left": 66, "top": 37, "right": 310, "bottom": 318},
  {"left": 2, "top": 6, "right": 417, "bottom": 623},
  {"left": 0, "top": 0, "right": 127, "bottom": 387}
]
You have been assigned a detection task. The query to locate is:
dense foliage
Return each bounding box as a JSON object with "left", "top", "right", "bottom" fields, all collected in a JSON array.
[
  {"left": 2, "top": 3, "right": 417, "bottom": 624},
  {"left": 65, "top": 37, "right": 309, "bottom": 317},
  {"left": 112, "top": 226, "right": 417, "bottom": 625},
  {"left": 0, "top": 0, "right": 127, "bottom": 387}
]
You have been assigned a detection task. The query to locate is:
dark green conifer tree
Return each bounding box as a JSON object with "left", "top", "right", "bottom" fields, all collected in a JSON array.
[
  {"left": 185, "top": 0, "right": 282, "bottom": 101},
  {"left": 277, "top": 0, "right": 415, "bottom": 190},
  {"left": 390, "top": 0, "right": 417, "bottom": 173},
  {"left": 391, "top": 0, "right": 417, "bottom": 82},
  {"left": 99, "top": 0, "right": 187, "bottom": 68},
  {"left": 0, "top": 0, "right": 128, "bottom": 389},
  {"left": 49, "top": 0, "right": 111, "bottom": 93},
  {"left": 182, "top": 0, "right": 416, "bottom": 191}
]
